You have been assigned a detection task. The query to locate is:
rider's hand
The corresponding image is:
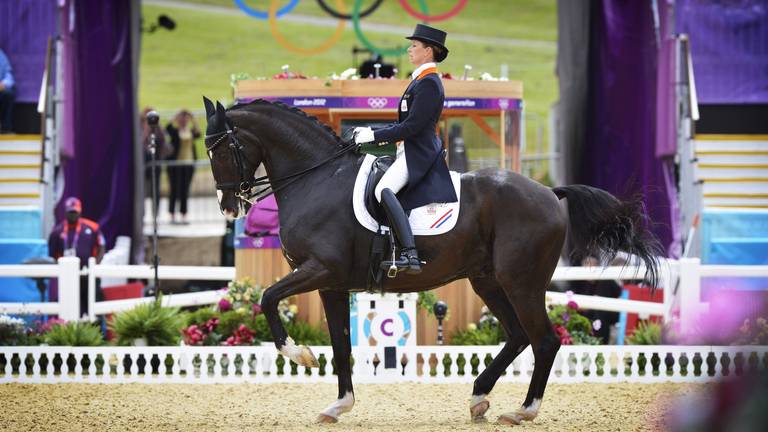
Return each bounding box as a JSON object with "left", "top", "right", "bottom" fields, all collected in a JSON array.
[{"left": 353, "top": 127, "right": 374, "bottom": 144}]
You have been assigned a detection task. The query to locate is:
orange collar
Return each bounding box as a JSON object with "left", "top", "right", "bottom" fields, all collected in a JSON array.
[{"left": 416, "top": 67, "right": 438, "bottom": 80}]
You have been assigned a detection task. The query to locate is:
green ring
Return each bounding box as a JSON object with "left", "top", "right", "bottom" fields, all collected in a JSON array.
[{"left": 352, "top": 0, "right": 428, "bottom": 57}]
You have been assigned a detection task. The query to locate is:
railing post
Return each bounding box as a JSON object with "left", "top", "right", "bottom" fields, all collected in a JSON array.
[
  {"left": 58, "top": 256, "right": 81, "bottom": 320},
  {"left": 88, "top": 257, "right": 97, "bottom": 321},
  {"left": 678, "top": 257, "right": 701, "bottom": 334}
]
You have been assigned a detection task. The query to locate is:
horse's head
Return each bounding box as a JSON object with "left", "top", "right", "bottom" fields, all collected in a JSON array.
[{"left": 203, "top": 96, "right": 262, "bottom": 219}]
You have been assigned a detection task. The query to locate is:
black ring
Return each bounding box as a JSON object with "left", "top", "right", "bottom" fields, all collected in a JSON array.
[{"left": 316, "top": 0, "right": 383, "bottom": 20}]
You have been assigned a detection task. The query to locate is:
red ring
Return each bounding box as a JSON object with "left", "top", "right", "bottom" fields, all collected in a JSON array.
[{"left": 398, "top": 0, "right": 468, "bottom": 22}]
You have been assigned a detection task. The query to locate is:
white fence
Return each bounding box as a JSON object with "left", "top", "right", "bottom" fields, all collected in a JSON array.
[
  {"left": 1, "top": 258, "right": 767, "bottom": 330},
  {"left": 1, "top": 344, "right": 765, "bottom": 384}
]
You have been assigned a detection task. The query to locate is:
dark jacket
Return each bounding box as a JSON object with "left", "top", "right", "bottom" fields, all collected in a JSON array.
[
  {"left": 372, "top": 73, "right": 458, "bottom": 210},
  {"left": 165, "top": 122, "right": 201, "bottom": 161}
]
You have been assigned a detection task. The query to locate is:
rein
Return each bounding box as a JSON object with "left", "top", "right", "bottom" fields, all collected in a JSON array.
[{"left": 205, "top": 127, "right": 358, "bottom": 204}]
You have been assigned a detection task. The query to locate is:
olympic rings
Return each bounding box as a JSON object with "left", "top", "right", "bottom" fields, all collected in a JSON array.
[
  {"left": 316, "top": 0, "right": 382, "bottom": 20},
  {"left": 398, "top": 0, "right": 468, "bottom": 22},
  {"left": 352, "top": 0, "right": 428, "bottom": 57},
  {"left": 233, "top": 0, "right": 300, "bottom": 20},
  {"left": 269, "top": 0, "right": 346, "bottom": 55}
]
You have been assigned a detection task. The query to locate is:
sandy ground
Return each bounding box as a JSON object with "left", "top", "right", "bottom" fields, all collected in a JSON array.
[{"left": 0, "top": 382, "right": 703, "bottom": 432}]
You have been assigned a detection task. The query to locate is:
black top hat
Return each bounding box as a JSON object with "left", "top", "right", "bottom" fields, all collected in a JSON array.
[{"left": 406, "top": 24, "right": 449, "bottom": 62}]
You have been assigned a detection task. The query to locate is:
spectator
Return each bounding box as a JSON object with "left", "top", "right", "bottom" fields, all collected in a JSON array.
[
  {"left": 141, "top": 107, "right": 170, "bottom": 211},
  {"left": 0, "top": 48, "right": 15, "bottom": 134},
  {"left": 165, "top": 109, "right": 200, "bottom": 224},
  {"left": 569, "top": 255, "right": 623, "bottom": 343},
  {"left": 48, "top": 197, "right": 106, "bottom": 317}
]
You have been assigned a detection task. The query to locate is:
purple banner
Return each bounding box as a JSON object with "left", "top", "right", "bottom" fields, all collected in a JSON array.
[
  {"left": 0, "top": 1, "right": 56, "bottom": 103},
  {"left": 238, "top": 96, "right": 522, "bottom": 111},
  {"left": 677, "top": 0, "right": 768, "bottom": 104},
  {"left": 234, "top": 235, "right": 282, "bottom": 250}
]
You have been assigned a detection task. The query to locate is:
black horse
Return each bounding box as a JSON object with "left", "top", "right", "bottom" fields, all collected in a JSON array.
[{"left": 202, "top": 97, "right": 660, "bottom": 425}]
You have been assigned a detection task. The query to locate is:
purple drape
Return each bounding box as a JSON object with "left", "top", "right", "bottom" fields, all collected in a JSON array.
[
  {"left": 0, "top": 0, "right": 56, "bottom": 103},
  {"left": 580, "top": 0, "right": 679, "bottom": 256},
  {"left": 57, "top": 0, "right": 136, "bottom": 249},
  {"left": 676, "top": 0, "right": 768, "bottom": 104}
]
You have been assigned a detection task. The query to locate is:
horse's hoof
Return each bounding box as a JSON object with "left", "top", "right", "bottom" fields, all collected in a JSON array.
[
  {"left": 497, "top": 413, "right": 523, "bottom": 426},
  {"left": 470, "top": 400, "right": 490, "bottom": 423},
  {"left": 316, "top": 414, "right": 338, "bottom": 424},
  {"left": 300, "top": 345, "right": 320, "bottom": 368}
]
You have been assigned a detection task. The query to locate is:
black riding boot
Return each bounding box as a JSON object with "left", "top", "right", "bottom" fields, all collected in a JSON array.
[{"left": 380, "top": 188, "right": 421, "bottom": 274}]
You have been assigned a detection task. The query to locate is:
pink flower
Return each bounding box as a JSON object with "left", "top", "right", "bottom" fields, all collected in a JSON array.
[
  {"left": 592, "top": 319, "right": 602, "bottom": 332},
  {"left": 565, "top": 290, "right": 574, "bottom": 299},
  {"left": 567, "top": 301, "right": 579, "bottom": 310},
  {"left": 252, "top": 303, "right": 262, "bottom": 316},
  {"left": 218, "top": 298, "right": 232, "bottom": 311}
]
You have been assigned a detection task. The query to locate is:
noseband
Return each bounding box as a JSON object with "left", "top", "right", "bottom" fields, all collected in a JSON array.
[{"left": 205, "top": 125, "right": 357, "bottom": 205}]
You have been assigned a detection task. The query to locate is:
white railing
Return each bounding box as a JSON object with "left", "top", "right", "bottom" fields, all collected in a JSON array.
[
  {"left": 2, "top": 258, "right": 767, "bottom": 333},
  {"left": 1, "top": 344, "right": 765, "bottom": 384}
]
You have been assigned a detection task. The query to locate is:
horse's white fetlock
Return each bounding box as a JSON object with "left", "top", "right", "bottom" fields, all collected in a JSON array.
[
  {"left": 497, "top": 399, "right": 541, "bottom": 426},
  {"left": 279, "top": 337, "right": 319, "bottom": 368},
  {"left": 470, "top": 394, "right": 490, "bottom": 422},
  {"left": 318, "top": 391, "right": 355, "bottom": 423}
]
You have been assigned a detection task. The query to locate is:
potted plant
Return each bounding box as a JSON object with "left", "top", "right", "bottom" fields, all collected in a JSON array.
[{"left": 108, "top": 297, "right": 182, "bottom": 347}]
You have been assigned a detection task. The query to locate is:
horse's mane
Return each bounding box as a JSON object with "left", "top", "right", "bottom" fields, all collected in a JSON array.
[{"left": 229, "top": 99, "right": 344, "bottom": 146}]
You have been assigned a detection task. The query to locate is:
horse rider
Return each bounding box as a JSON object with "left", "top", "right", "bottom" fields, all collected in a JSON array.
[{"left": 354, "top": 24, "right": 458, "bottom": 275}]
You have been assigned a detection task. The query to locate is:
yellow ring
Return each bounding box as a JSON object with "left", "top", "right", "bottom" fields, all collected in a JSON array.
[{"left": 269, "top": 0, "right": 347, "bottom": 55}]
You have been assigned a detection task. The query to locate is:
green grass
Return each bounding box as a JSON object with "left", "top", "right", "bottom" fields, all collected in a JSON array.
[{"left": 140, "top": 1, "right": 557, "bottom": 178}]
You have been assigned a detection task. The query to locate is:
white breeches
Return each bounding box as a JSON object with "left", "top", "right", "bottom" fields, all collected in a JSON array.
[{"left": 375, "top": 144, "right": 408, "bottom": 202}]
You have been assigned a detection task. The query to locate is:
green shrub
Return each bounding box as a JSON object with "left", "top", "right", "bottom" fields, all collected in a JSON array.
[
  {"left": 627, "top": 321, "right": 662, "bottom": 345},
  {"left": 284, "top": 318, "right": 330, "bottom": 346},
  {"left": 109, "top": 298, "right": 183, "bottom": 346},
  {"left": 450, "top": 324, "right": 504, "bottom": 345},
  {"left": 44, "top": 321, "right": 104, "bottom": 346}
]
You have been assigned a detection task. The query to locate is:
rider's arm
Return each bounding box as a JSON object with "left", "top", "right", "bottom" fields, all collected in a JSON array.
[{"left": 373, "top": 79, "right": 440, "bottom": 144}]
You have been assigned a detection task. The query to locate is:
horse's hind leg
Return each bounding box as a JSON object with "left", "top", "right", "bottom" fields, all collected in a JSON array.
[
  {"left": 497, "top": 281, "right": 560, "bottom": 426},
  {"left": 468, "top": 275, "right": 531, "bottom": 423}
]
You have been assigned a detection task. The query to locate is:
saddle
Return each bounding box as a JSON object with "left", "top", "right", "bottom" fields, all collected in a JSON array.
[{"left": 363, "top": 155, "right": 402, "bottom": 225}]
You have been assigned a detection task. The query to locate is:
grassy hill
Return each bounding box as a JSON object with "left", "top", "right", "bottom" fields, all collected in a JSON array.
[{"left": 140, "top": 0, "right": 558, "bottom": 179}]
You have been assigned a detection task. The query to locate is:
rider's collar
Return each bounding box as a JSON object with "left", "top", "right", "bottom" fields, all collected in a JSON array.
[{"left": 411, "top": 62, "right": 437, "bottom": 80}]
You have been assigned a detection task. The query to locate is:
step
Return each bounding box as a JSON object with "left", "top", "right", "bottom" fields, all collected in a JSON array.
[
  {"left": 702, "top": 181, "right": 768, "bottom": 195},
  {"left": 0, "top": 197, "right": 42, "bottom": 207},
  {"left": 695, "top": 168, "right": 768, "bottom": 180},
  {"left": 0, "top": 168, "right": 39, "bottom": 180},
  {"left": 696, "top": 154, "right": 768, "bottom": 165},
  {"left": 0, "top": 182, "right": 41, "bottom": 195},
  {"left": 695, "top": 136, "right": 768, "bottom": 153},
  {"left": 703, "top": 197, "right": 768, "bottom": 208},
  {"left": 0, "top": 153, "right": 42, "bottom": 165},
  {"left": 0, "top": 135, "right": 42, "bottom": 152}
]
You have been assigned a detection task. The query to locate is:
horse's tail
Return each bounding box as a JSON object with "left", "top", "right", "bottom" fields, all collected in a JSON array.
[{"left": 552, "top": 184, "right": 662, "bottom": 288}]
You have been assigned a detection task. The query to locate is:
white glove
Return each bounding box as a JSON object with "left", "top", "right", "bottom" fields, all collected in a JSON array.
[{"left": 353, "top": 126, "right": 375, "bottom": 144}]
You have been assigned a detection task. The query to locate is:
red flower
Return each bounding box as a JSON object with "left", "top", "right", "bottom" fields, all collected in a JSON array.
[
  {"left": 218, "top": 298, "right": 232, "bottom": 312},
  {"left": 567, "top": 301, "right": 579, "bottom": 310},
  {"left": 252, "top": 303, "right": 262, "bottom": 316}
]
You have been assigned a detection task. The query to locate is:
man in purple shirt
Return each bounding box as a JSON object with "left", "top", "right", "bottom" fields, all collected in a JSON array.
[{"left": 48, "top": 197, "right": 106, "bottom": 316}]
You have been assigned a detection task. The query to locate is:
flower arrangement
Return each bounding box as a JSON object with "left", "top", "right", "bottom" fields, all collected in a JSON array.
[
  {"left": 218, "top": 277, "right": 263, "bottom": 314},
  {"left": 734, "top": 317, "right": 768, "bottom": 345},
  {"left": 0, "top": 314, "right": 27, "bottom": 346},
  {"left": 547, "top": 292, "right": 602, "bottom": 345},
  {"left": 450, "top": 306, "right": 505, "bottom": 345}
]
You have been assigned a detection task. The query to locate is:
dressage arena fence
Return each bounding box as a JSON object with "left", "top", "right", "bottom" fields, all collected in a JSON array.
[
  {"left": 1, "top": 344, "right": 766, "bottom": 384},
  {"left": 2, "top": 257, "right": 767, "bottom": 385}
]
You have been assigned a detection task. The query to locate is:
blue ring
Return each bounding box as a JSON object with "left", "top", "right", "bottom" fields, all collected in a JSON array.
[{"left": 234, "top": 0, "right": 301, "bottom": 20}]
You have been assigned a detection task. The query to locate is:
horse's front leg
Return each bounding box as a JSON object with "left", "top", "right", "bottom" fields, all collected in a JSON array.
[
  {"left": 316, "top": 290, "right": 354, "bottom": 424},
  {"left": 260, "top": 261, "right": 330, "bottom": 368}
]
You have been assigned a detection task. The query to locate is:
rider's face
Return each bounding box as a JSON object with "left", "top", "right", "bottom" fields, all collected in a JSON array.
[{"left": 408, "top": 40, "right": 433, "bottom": 66}]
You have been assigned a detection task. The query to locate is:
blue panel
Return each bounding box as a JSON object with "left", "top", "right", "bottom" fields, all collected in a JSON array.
[
  {"left": 701, "top": 210, "right": 768, "bottom": 291},
  {"left": 0, "top": 208, "right": 42, "bottom": 239},
  {"left": 0, "top": 239, "right": 48, "bottom": 303}
]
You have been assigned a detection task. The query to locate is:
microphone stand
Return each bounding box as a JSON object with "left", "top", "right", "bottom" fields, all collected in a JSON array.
[{"left": 146, "top": 111, "right": 161, "bottom": 298}]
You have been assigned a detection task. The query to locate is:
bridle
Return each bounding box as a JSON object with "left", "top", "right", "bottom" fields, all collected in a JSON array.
[{"left": 205, "top": 125, "right": 358, "bottom": 205}]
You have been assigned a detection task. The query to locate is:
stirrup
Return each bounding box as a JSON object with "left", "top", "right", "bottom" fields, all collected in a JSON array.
[{"left": 381, "top": 256, "right": 410, "bottom": 278}]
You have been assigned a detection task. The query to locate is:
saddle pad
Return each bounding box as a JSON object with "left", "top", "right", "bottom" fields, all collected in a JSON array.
[{"left": 353, "top": 154, "right": 461, "bottom": 235}]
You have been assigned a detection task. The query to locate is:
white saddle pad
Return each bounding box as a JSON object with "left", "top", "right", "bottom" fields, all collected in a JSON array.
[{"left": 353, "top": 154, "right": 461, "bottom": 235}]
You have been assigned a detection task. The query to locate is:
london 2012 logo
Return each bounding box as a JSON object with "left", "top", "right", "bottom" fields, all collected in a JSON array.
[{"left": 367, "top": 97, "right": 388, "bottom": 109}]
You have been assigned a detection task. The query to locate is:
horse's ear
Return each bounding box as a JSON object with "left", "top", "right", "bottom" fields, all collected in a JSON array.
[
  {"left": 203, "top": 96, "right": 215, "bottom": 118},
  {"left": 214, "top": 101, "right": 227, "bottom": 127}
]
